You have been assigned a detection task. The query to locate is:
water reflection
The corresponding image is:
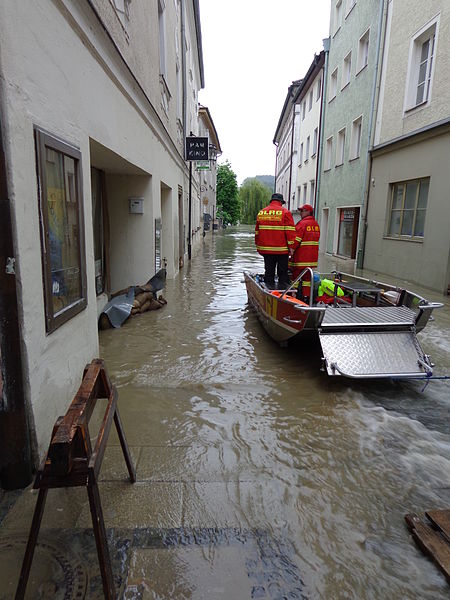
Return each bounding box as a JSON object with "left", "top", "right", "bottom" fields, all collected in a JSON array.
[{"left": 101, "top": 225, "right": 450, "bottom": 599}]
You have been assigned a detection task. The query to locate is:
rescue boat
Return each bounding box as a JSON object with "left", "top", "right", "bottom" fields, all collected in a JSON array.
[{"left": 243, "top": 269, "right": 443, "bottom": 379}]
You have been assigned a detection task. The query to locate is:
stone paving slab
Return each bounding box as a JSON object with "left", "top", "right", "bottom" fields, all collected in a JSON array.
[{"left": 0, "top": 527, "right": 307, "bottom": 599}]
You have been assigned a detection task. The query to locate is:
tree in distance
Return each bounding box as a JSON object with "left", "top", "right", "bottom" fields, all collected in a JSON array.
[
  {"left": 240, "top": 178, "right": 272, "bottom": 224},
  {"left": 216, "top": 161, "right": 240, "bottom": 226}
]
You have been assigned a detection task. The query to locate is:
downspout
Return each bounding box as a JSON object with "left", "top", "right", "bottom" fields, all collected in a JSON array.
[
  {"left": 0, "top": 86, "right": 33, "bottom": 488},
  {"left": 358, "top": 0, "right": 389, "bottom": 269},
  {"left": 315, "top": 38, "right": 330, "bottom": 220},
  {"left": 273, "top": 142, "right": 279, "bottom": 192}
]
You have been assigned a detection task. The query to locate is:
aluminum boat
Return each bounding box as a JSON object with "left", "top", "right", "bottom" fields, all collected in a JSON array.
[{"left": 244, "top": 269, "right": 443, "bottom": 379}]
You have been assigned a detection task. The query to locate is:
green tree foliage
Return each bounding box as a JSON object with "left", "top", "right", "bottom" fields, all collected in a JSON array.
[
  {"left": 216, "top": 161, "right": 240, "bottom": 225},
  {"left": 239, "top": 178, "right": 272, "bottom": 224}
]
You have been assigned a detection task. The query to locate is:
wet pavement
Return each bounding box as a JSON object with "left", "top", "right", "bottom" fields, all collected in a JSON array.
[{"left": 1, "top": 226, "right": 450, "bottom": 599}]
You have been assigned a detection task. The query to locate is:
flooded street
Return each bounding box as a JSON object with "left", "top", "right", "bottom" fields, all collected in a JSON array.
[{"left": 100, "top": 225, "right": 450, "bottom": 599}]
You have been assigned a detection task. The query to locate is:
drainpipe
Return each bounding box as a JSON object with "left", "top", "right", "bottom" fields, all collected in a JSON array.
[
  {"left": 358, "top": 0, "right": 389, "bottom": 269},
  {"left": 181, "top": 0, "right": 187, "bottom": 142},
  {"left": 0, "top": 103, "right": 33, "bottom": 489},
  {"left": 315, "top": 38, "right": 330, "bottom": 220},
  {"left": 273, "top": 142, "right": 279, "bottom": 192}
]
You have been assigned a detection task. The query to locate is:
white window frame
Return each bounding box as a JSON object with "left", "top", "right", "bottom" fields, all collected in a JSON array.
[
  {"left": 310, "top": 180, "right": 315, "bottom": 205},
  {"left": 312, "top": 127, "right": 318, "bottom": 157},
  {"left": 345, "top": 0, "right": 356, "bottom": 17},
  {"left": 336, "top": 127, "right": 346, "bottom": 166},
  {"left": 303, "top": 183, "right": 308, "bottom": 203},
  {"left": 357, "top": 29, "right": 370, "bottom": 73},
  {"left": 404, "top": 17, "right": 439, "bottom": 113},
  {"left": 350, "top": 116, "right": 362, "bottom": 160},
  {"left": 324, "top": 136, "right": 333, "bottom": 171},
  {"left": 334, "top": 0, "right": 343, "bottom": 35},
  {"left": 308, "top": 90, "right": 313, "bottom": 111},
  {"left": 329, "top": 68, "right": 338, "bottom": 101},
  {"left": 305, "top": 136, "right": 310, "bottom": 162},
  {"left": 342, "top": 51, "right": 352, "bottom": 88},
  {"left": 299, "top": 142, "right": 303, "bottom": 166},
  {"left": 316, "top": 76, "right": 322, "bottom": 101},
  {"left": 302, "top": 101, "right": 306, "bottom": 120},
  {"left": 158, "top": 0, "right": 167, "bottom": 77}
]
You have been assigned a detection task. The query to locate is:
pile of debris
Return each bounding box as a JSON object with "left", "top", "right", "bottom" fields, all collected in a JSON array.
[{"left": 99, "top": 269, "right": 167, "bottom": 329}]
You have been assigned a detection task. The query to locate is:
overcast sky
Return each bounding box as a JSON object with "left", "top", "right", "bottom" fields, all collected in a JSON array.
[{"left": 198, "top": 1, "right": 331, "bottom": 186}]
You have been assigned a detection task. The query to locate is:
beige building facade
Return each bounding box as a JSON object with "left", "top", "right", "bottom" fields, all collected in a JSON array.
[{"left": 0, "top": 0, "right": 208, "bottom": 486}]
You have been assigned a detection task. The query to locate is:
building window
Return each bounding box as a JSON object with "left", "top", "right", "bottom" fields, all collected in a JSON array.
[
  {"left": 299, "top": 142, "right": 303, "bottom": 166},
  {"left": 386, "top": 178, "right": 429, "bottom": 239},
  {"left": 346, "top": 0, "right": 356, "bottom": 16},
  {"left": 329, "top": 68, "right": 338, "bottom": 101},
  {"left": 303, "top": 183, "right": 308, "bottom": 203},
  {"left": 334, "top": 0, "right": 343, "bottom": 34},
  {"left": 308, "top": 90, "right": 313, "bottom": 111},
  {"left": 302, "top": 101, "right": 306, "bottom": 120},
  {"left": 357, "top": 29, "right": 370, "bottom": 73},
  {"left": 35, "top": 128, "right": 86, "bottom": 333},
  {"left": 342, "top": 51, "right": 352, "bottom": 88},
  {"left": 312, "top": 128, "right": 318, "bottom": 156},
  {"left": 337, "top": 207, "right": 360, "bottom": 258},
  {"left": 112, "top": 0, "right": 131, "bottom": 26},
  {"left": 405, "top": 19, "right": 438, "bottom": 111},
  {"left": 310, "top": 180, "right": 315, "bottom": 205},
  {"left": 305, "top": 136, "right": 310, "bottom": 161},
  {"left": 316, "top": 76, "right": 322, "bottom": 101},
  {"left": 336, "top": 127, "right": 346, "bottom": 166},
  {"left": 158, "top": 0, "right": 166, "bottom": 77},
  {"left": 324, "top": 136, "right": 333, "bottom": 171},
  {"left": 350, "top": 116, "right": 362, "bottom": 159}
]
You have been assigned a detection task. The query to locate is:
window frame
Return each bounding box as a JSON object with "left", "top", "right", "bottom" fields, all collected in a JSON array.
[
  {"left": 385, "top": 177, "right": 429, "bottom": 241},
  {"left": 35, "top": 127, "right": 87, "bottom": 333},
  {"left": 357, "top": 28, "right": 370, "bottom": 73},
  {"left": 350, "top": 116, "right": 362, "bottom": 160},
  {"left": 336, "top": 206, "right": 360, "bottom": 259},
  {"left": 324, "top": 136, "right": 333, "bottom": 171},
  {"left": 336, "top": 127, "right": 346, "bottom": 166},
  {"left": 404, "top": 17, "right": 439, "bottom": 113},
  {"left": 342, "top": 51, "right": 352, "bottom": 88},
  {"left": 329, "top": 68, "right": 338, "bottom": 101}
]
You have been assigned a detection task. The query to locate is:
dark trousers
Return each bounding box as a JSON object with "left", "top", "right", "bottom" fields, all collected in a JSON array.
[{"left": 263, "top": 254, "right": 290, "bottom": 289}]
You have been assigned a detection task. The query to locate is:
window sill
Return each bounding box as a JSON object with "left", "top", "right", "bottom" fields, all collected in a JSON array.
[
  {"left": 335, "top": 162, "right": 343, "bottom": 168},
  {"left": 383, "top": 235, "right": 424, "bottom": 243},
  {"left": 341, "top": 81, "right": 350, "bottom": 91},
  {"left": 356, "top": 63, "right": 367, "bottom": 76},
  {"left": 328, "top": 95, "right": 336, "bottom": 104},
  {"left": 349, "top": 156, "right": 360, "bottom": 162}
]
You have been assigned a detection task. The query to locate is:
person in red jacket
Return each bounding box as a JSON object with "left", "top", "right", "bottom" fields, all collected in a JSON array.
[
  {"left": 255, "top": 193, "right": 296, "bottom": 289},
  {"left": 289, "top": 204, "right": 320, "bottom": 301}
]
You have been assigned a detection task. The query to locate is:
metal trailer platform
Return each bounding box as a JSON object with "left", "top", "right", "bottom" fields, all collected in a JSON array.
[{"left": 318, "top": 306, "right": 433, "bottom": 378}]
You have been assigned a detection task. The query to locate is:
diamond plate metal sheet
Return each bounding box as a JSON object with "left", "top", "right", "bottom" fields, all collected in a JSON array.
[
  {"left": 321, "top": 306, "right": 416, "bottom": 327},
  {"left": 319, "top": 331, "right": 428, "bottom": 377}
]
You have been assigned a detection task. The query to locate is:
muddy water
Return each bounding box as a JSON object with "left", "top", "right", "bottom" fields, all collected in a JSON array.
[{"left": 100, "top": 225, "right": 450, "bottom": 599}]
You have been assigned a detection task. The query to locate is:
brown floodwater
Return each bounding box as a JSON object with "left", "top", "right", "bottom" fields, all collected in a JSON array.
[{"left": 100, "top": 225, "right": 450, "bottom": 599}]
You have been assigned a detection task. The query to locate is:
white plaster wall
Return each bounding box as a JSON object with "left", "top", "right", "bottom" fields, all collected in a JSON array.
[
  {"left": 296, "top": 72, "right": 322, "bottom": 209},
  {"left": 0, "top": 0, "right": 201, "bottom": 458}
]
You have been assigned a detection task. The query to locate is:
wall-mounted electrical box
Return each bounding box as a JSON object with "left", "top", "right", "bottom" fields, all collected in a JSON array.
[{"left": 129, "top": 197, "right": 144, "bottom": 214}]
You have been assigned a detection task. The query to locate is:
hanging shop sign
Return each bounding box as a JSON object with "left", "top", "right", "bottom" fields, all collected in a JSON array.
[
  {"left": 185, "top": 136, "right": 209, "bottom": 161},
  {"left": 195, "top": 160, "right": 211, "bottom": 171}
]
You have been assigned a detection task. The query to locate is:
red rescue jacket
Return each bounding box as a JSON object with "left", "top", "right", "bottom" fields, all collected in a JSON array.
[
  {"left": 255, "top": 200, "right": 296, "bottom": 255},
  {"left": 289, "top": 215, "right": 320, "bottom": 270}
]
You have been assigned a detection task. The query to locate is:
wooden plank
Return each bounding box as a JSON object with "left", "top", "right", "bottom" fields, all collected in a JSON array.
[
  {"left": 426, "top": 509, "right": 450, "bottom": 542},
  {"left": 405, "top": 512, "right": 450, "bottom": 582}
]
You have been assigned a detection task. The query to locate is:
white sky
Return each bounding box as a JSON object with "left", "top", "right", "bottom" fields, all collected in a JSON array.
[{"left": 198, "top": 0, "right": 331, "bottom": 185}]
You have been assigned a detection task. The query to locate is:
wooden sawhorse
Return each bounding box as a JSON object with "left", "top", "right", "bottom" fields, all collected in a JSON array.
[{"left": 15, "top": 358, "right": 136, "bottom": 599}]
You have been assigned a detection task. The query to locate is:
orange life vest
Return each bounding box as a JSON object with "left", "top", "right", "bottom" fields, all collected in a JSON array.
[{"left": 255, "top": 200, "right": 296, "bottom": 255}]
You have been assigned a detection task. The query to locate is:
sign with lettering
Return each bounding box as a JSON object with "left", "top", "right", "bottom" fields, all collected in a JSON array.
[{"left": 185, "top": 137, "right": 209, "bottom": 161}]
